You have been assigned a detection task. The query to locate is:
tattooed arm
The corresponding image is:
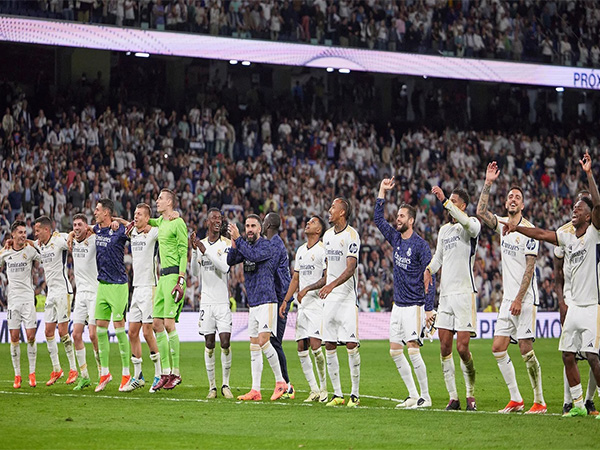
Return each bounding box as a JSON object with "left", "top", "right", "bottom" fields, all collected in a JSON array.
[{"left": 477, "top": 161, "right": 500, "bottom": 229}]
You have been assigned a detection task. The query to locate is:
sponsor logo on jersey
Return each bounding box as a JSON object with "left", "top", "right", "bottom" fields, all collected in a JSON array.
[{"left": 349, "top": 242, "right": 358, "bottom": 253}]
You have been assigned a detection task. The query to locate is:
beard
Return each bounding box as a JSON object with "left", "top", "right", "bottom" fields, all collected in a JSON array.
[
  {"left": 397, "top": 223, "right": 409, "bottom": 233},
  {"left": 246, "top": 233, "right": 257, "bottom": 243}
]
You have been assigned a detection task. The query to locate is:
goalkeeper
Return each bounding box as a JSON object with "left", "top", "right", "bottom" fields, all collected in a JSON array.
[
  {"left": 146, "top": 189, "right": 189, "bottom": 392},
  {"left": 374, "top": 177, "right": 436, "bottom": 409}
]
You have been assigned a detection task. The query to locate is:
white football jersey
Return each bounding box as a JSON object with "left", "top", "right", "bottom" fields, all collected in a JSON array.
[
  {"left": 191, "top": 236, "right": 230, "bottom": 306},
  {"left": 130, "top": 227, "right": 159, "bottom": 287},
  {"left": 429, "top": 203, "right": 480, "bottom": 296},
  {"left": 556, "top": 222, "right": 600, "bottom": 307},
  {"left": 495, "top": 216, "right": 539, "bottom": 304},
  {"left": 72, "top": 234, "right": 98, "bottom": 293},
  {"left": 0, "top": 245, "right": 41, "bottom": 305},
  {"left": 37, "top": 232, "right": 73, "bottom": 295},
  {"left": 294, "top": 241, "right": 326, "bottom": 308},
  {"left": 323, "top": 225, "right": 360, "bottom": 301},
  {"left": 554, "top": 239, "right": 572, "bottom": 306}
]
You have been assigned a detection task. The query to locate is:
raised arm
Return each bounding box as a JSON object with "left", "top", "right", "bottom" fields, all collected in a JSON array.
[
  {"left": 476, "top": 161, "right": 500, "bottom": 229},
  {"left": 580, "top": 150, "right": 600, "bottom": 229},
  {"left": 433, "top": 186, "right": 481, "bottom": 238},
  {"left": 374, "top": 177, "right": 399, "bottom": 244}
]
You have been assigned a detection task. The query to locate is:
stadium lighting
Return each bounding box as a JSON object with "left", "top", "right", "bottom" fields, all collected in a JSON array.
[
  {"left": 423, "top": 75, "right": 428, "bottom": 79},
  {"left": 555, "top": 87, "right": 564, "bottom": 92},
  {"left": 134, "top": 52, "right": 150, "bottom": 58},
  {"left": 241, "top": 61, "right": 251, "bottom": 66},
  {"left": 326, "top": 67, "right": 334, "bottom": 72},
  {"left": 339, "top": 68, "right": 350, "bottom": 74},
  {"left": 125, "top": 51, "right": 131, "bottom": 55},
  {"left": 229, "top": 59, "right": 238, "bottom": 65}
]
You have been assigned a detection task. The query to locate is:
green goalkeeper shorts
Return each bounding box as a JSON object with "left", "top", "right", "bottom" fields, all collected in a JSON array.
[
  {"left": 153, "top": 273, "right": 186, "bottom": 321},
  {"left": 95, "top": 282, "right": 129, "bottom": 322}
]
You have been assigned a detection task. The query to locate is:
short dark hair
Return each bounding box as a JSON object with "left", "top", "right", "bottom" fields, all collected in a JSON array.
[
  {"left": 246, "top": 214, "right": 262, "bottom": 225},
  {"left": 335, "top": 197, "right": 352, "bottom": 222},
  {"left": 207, "top": 207, "right": 221, "bottom": 216},
  {"left": 34, "top": 215, "right": 52, "bottom": 228},
  {"left": 580, "top": 196, "right": 594, "bottom": 212},
  {"left": 97, "top": 198, "right": 115, "bottom": 215},
  {"left": 264, "top": 212, "right": 281, "bottom": 230},
  {"left": 451, "top": 188, "right": 470, "bottom": 206},
  {"left": 399, "top": 203, "right": 416, "bottom": 220},
  {"left": 313, "top": 215, "right": 327, "bottom": 239},
  {"left": 508, "top": 186, "right": 524, "bottom": 198},
  {"left": 11, "top": 220, "right": 26, "bottom": 233},
  {"left": 72, "top": 213, "right": 87, "bottom": 223},
  {"left": 135, "top": 203, "right": 151, "bottom": 216}
]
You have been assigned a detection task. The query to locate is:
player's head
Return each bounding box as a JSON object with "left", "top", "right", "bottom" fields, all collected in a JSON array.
[
  {"left": 396, "top": 203, "right": 416, "bottom": 233},
  {"left": 10, "top": 220, "right": 27, "bottom": 246},
  {"left": 134, "top": 203, "right": 151, "bottom": 229},
  {"left": 245, "top": 214, "right": 262, "bottom": 243},
  {"left": 328, "top": 197, "right": 352, "bottom": 226},
  {"left": 505, "top": 186, "right": 525, "bottom": 217},
  {"left": 206, "top": 207, "right": 222, "bottom": 237},
  {"left": 95, "top": 198, "right": 114, "bottom": 224},
  {"left": 305, "top": 215, "right": 326, "bottom": 239},
  {"left": 572, "top": 197, "right": 593, "bottom": 227},
  {"left": 262, "top": 212, "right": 281, "bottom": 234},
  {"left": 72, "top": 213, "right": 88, "bottom": 241},
  {"left": 577, "top": 190, "right": 591, "bottom": 202},
  {"left": 34, "top": 215, "right": 53, "bottom": 242},
  {"left": 450, "top": 188, "right": 469, "bottom": 212},
  {"left": 157, "top": 189, "right": 176, "bottom": 213}
]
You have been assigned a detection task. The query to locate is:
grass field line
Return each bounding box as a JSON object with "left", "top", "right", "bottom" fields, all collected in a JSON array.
[{"left": 0, "top": 387, "right": 564, "bottom": 417}]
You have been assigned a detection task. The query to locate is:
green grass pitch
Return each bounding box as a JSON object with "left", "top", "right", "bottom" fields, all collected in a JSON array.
[{"left": 0, "top": 338, "right": 598, "bottom": 449}]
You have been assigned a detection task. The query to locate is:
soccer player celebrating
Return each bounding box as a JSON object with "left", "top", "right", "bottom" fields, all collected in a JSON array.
[
  {"left": 477, "top": 162, "right": 546, "bottom": 414},
  {"left": 147, "top": 189, "right": 188, "bottom": 391},
  {"left": 425, "top": 186, "right": 480, "bottom": 411},
  {"left": 227, "top": 214, "right": 287, "bottom": 401},
  {"left": 34, "top": 216, "right": 78, "bottom": 386},
  {"left": 190, "top": 208, "right": 234, "bottom": 399},
  {"left": 279, "top": 215, "right": 328, "bottom": 402},
  {"left": 0, "top": 220, "right": 41, "bottom": 388},
  {"left": 93, "top": 199, "right": 132, "bottom": 392},
  {"left": 70, "top": 214, "right": 100, "bottom": 391},
  {"left": 263, "top": 212, "right": 295, "bottom": 399},
  {"left": 375, "top": 177, "right": 435, "bottom": 409},
  {"left": 122, "top": 203, "right": 163, "bottom": 392},
  {"left": 501, "top": 151, "right": 600, "bottom": 418},
  {"left": 320, "top": 197, "right": 361, "bottom": 408}
]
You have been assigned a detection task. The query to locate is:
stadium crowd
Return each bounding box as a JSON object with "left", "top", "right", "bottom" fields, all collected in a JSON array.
[
  {"left": 3, "top": 0, "right": 600, "bottom": 68},
  {"left": 1, "top": 68, "right": 596, "bottom": 316}
]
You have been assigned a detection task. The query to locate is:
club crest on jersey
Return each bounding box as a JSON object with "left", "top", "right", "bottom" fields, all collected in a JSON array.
[
  {"left": 23, "top": 253, "right": 27, "bottom": 259},
  {"left": 217, "top": 249, "right": 222, "bottom": 256},
  {"left": 515, "top": 237, "right": 520, "bottom": 244},
  {"left": 109, "top": 230, "right": 114, "bottom": 236},
  {"left": 407, "top": 247, "right": 412, "bottom": 257},
  {"left": 340, "top": 240, "right": 344, "bottom": 247},
  {"left": 311, "top": 254, "right": 315, "bottom": 261}
]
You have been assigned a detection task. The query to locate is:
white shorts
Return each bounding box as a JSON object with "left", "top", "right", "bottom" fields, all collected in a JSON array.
[
  {"left": 248, "top": 303, "right": 277, "bottom": 338},
  {"left": 436, "top": 293, "right": 477, "bottom": 336},
  {"left": 322, "top": 300, "right": 359, "bottom": 344},
  {"left": 7, "top": 302, "right": 37, "bottom": 330},
  {"left": 44, "top": 293, "right": 72, "bottom": 324},
  {"left": 72, "top": 291, "right": 97, "bottom": 326},
  {"left": 389, "top": 304, "right": 424, "bottom": 345},
  {"left": 494, "top": 299, "right": 536, "bottom": 341},
  {"left": 199, "top": 303, "right": 232, "bottom": 335},
  {"left": 129, "top": 286, "right": 155, "bottom": 324},
  {"left": 295, "top": 302, "right": 324, "bottom": 341},
  {"left": 559, "top": 304, "right": 600, "bottom": 354}
]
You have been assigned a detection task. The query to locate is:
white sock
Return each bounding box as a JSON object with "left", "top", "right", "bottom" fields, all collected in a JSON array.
[
  {"left": 150, "top": 352, "right": 161, "bottom": 378},
  {"left": 391, "top": 349, "right": 419, "bottom": 398},
  {"left": 563, "top": 368, "right": 572, "bottom": 403},
  {"left": 261, "top": 342, "right": 284, "bottom": 383},
  {"left": 347, "top": 347, "right": 360, "bottom": 398},
  {"left": 60, "top": 334, "right": 77, "bottom": 371},
  {"left": 298, "top": 350, "right": 319, "bottom": 392},
  {"left": 221, "top": 347, "right": 231, "bottom": 387},
  {"left": 523, "top": 350, "right": 544, "bottom": 404},
  {"left": 586, "top": 367, "right": 597, "bottom": 402},
  {"left": 205, "top": 348, "right": 216, "bottom": 390},
  {"left": 570, "top": 383, "right": 584, "bottom": 409},
  {"left": 460, "top": 354, "right": 476, "bottom": 398},
  {"left": 313, "top": 347, "right": 327, "bottom": 391},
  {"left": 76, "top": 348, "right": 89, "bottom": 378},
  {"left": 408, "top": 348, "right": 429, "bottom": 400},
  {"left": 47, "top": 337, "right": 61, "bottom": 372},
  {"left": 326, "top": 349, "right": 343, "bottom": 397},
  {"left": 100, "top": 366, "right": 109, "bottom": 376},
  {"left": 27, "top": 341, "right": 36, "bottom": 374},
  {"left": 131, "top": 356, "right": 143, "bottom": 379},
  {"left": 493, "top": 351, "right": 522, "bottom": 402},
  {"left": 11, "top": 343, "right": 21, "bottom": 376},
  {"left": 250, "top": 343, "right": 262, "bottom": 391},
  {"left": 441, "top": 354, "right": 458, "bottom": 400}
]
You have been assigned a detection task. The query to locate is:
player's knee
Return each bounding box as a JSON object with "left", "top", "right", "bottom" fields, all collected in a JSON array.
[
  {"left": 562, "top": 352, "right": 576, "bottom": 365},
  {"left": 220, "top": 337, "right": 231, "bottom": 349},
  {"left": 142, "top": 328, "right": 154, "bottom": 342},
  {"left": 456, "top": 344, "right": 470, "bottom": 360}
]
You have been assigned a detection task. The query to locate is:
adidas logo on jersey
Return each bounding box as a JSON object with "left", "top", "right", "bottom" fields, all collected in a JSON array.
[
  {"left": 411, "top": 331, "right": 417, "bottom": 335},
  {"left": 588, "top": 342, "right": 594, "bottom": 347},
  {"left": 315, "top": 331, "right": 320, "bottom": 335},
  {"left": 526, "top": 329, "right": 532, "bottom": 334},
  {"left": 467, "top": 323, "right": 472, "bottom": 327},
  {"left": 263, "top": 324, "right": 268, "bottom": 329},
  {"left": 350, "top": 333, "right": 355, "bottom": 338}
]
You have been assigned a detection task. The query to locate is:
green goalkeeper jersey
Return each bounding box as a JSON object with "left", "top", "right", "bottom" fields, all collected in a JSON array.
[{"left": 148, "top": 216, "right": 188, "bottom": 274}]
